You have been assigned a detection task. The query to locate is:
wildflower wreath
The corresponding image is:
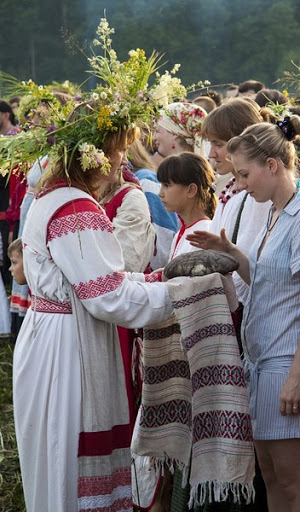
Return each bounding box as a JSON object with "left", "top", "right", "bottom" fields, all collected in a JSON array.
[{"left": 0, "top": 16, "right": 187, "bottom": 178}]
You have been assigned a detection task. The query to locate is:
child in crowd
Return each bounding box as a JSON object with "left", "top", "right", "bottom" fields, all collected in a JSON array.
[
  {"left": 132, "top": 153, "right": 217, "bottom": 510},
  {"left": 157, "top": 152, "right": 217, "bottom": 260},
  {"left": 8, "top": 238, "right": 26, "bottom": 286}
]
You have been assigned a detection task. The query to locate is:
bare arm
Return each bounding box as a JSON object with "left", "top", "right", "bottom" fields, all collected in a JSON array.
[
  {"left": 186, "top": 228, "right": 251, "bottom": 285},
  {"left": 280, "top": 340, "right": 300, "bottom": 415}
]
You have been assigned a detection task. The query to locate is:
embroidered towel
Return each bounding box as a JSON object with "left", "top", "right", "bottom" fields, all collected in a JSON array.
[{"left": 132, "top": 273, "right": 254, "bottom": 507}]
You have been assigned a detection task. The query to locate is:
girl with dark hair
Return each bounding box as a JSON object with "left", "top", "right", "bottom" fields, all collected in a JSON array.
[{"left": 157, "top": 152, "right": 217, "bottom": 260}]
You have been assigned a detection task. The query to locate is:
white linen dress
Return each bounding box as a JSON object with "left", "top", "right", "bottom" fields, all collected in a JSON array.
[{"left": 13, "top": 184, "right": 173, "bottom": 512}]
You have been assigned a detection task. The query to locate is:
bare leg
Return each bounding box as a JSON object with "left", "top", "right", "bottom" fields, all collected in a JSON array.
[{"left": 255, "top": 439, "right": 300, "bottom": 512}]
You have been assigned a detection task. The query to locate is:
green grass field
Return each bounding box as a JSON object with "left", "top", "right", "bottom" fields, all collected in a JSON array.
[{"left": 0, "top": 339, "right": 25, "bottom": 512}]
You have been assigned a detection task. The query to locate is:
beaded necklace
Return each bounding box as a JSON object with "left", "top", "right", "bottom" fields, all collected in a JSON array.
[{"left": 218, "top": 177, "right": 239, "bottom": 205}]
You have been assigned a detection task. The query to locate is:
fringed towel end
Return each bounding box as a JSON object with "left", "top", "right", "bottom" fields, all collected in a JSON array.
[{"left": 189, "top": 481, "right": 255, "bottom": 508}]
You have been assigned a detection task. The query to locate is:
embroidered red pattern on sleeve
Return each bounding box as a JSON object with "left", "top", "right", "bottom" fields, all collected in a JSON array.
[
  {"left": 144, "top": 272, "right": 162, "bottom": 282},
  {"left": 47, "top": 198, "right": 113, "bottom": 242},
  {"left": 73, "top": 272, "right": 126, "bottom": 299}
]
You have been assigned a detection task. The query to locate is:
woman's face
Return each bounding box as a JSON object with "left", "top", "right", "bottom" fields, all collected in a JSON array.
[
  {"left": 103, "top": 149, "right": 128, "bottom": 185},
  {"left": 153, "top": 124, "right": 175, "bottom": 158},
  {"left": 231, "top": 151, "right": 272, "bottom": 202},
  {"left": 208, "top": 138, "right": 233, "bottom": 176}
]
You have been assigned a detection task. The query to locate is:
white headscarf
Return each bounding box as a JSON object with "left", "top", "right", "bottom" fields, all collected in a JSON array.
[{"left": 157, "top": 102, "right": 207, "bottom": 155}]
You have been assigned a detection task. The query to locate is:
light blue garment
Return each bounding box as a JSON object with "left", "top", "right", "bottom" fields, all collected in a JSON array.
[
  {"left": 135, "top": 169, "right": 179, "bottom": 269},
  {"left": 242, "top": 193, "right": 300, "bottom": 439}
]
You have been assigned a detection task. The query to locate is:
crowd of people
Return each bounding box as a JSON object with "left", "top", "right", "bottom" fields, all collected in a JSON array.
[{"left": 0, "top": 18, "right": 300, "bottom": 512}]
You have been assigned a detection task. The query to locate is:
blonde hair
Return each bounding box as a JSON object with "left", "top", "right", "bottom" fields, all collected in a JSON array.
[
  {"left": 128, "top": 138, "right": 157, "bottom": 171},
  {"left": 8, "top": 238, "right": 23, "bottom": 257},
  {"left": 227, "top": 116, "right": 300, "bottom": 173}
]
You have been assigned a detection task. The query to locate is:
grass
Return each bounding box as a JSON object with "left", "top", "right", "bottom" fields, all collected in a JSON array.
[{"left": 0, "top": 338, "right": 25, "bottom": 512}]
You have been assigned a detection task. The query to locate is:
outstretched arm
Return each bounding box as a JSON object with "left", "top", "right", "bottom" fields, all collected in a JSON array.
[{"left": 186, "top": 228, "right": 251, "bottom": 285}]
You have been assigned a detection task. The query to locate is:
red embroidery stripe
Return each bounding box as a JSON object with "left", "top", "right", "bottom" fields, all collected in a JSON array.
[
  {"left": 193, "top": 410, "right": 253, "bottom": 443},
  {"left": 144, "top": 272, "right": 161, "bottom": 282},
  {"left": 10, "top": 295, "right": 31, "bottom": 310},
  {"left": 48, "top": 210, "right": 113, "bottom": 241},
  {"left": 144, "top": 359, "right": 190, "bottom": 385},
  {"left": 73, "top": 272, "right": 125, "bottom": 299},
  {"left": 78, "top": 468, "right": 131, "bottom": 497},
  {"left": 31, "top": 295, "right": 72, "bottom": 314},
  {"left": 192, "top": 364, "right": 246, "bottom": 392},
  {"left": 78, "top": 424, "right": 131, "bottom": 457},
  {"left": 140, "top": 399, "right": 191, "bottom": 428}
]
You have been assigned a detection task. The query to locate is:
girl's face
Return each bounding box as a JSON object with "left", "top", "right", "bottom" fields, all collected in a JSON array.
[
  {"left": 158, "top": 181, "right": 191, "bottom": 214},
  {"left": 231, "top": 151, "right": 272, "bottom": 202},
  {"left": 153, "top": 124, "right": 175, "bottom": 158},
  {"left": 208, "top": 138, "right": 233, "bottom": 176}
]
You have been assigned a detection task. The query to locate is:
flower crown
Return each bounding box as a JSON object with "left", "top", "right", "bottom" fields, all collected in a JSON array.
[
  {"left": 0, "top": 17, "right": 189, "bottom": 178},
  {"left": 0, "top": 74, "right": 76, "bottom": 127}
]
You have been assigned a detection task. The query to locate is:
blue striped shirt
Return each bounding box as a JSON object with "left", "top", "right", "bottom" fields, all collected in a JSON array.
[{"left": 243, "top": 194, "right": 300, "bottom": 363}]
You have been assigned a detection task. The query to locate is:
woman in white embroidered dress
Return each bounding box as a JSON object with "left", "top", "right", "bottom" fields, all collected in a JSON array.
[{"left": 13, "top": 101, "right": 173, "bottom": 512}]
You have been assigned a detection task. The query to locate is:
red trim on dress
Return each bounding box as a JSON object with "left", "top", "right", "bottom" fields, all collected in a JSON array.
[
  {"left": 47, "top": 199, "right": 113, "bottom": 242},
  {"left": 31, "top": 295, "right": 72, "bottom": 314},
  {"left": 35, "top": 179, "right": 68, "bottom": 199},
  {"left": 78, "top": 424, "right": 131, "bottom": 457},
  {"left": 144, "top": 272, "right": 162, "bottom": 282},
  {"left": 78, "top": 467, "right": 131, "bottom": 497},
  {"left": 10, "top": 294, "right": 31, "bottom": 311},
  {"left": 103, "top": 186, "right": 133, "bottom": 221},
  {"left": 171, "top": 217, "right": 208, "bottom": 260}
]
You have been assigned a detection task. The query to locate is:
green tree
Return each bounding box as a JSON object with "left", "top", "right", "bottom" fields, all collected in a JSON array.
[{"left": 0, "top": 0, "right": 299, "bottom": 93}]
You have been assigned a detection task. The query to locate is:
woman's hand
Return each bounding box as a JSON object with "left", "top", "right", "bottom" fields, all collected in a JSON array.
[
  {"left": 279, "top": 375, "right": 300, "bottom": 415},
  {"left": 187, "top": 228, "right": 251, "bottom": 285},
  {"left": 186, "top": 228, "right": 233, "bottom": 254}
]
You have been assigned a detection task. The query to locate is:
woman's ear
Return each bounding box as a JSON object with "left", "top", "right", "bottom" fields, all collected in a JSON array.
[{"left": 267, "top": 157, "right": 278, "bottom": 176}]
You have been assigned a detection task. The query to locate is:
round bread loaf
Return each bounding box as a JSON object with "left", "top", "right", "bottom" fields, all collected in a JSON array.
[{"left": 163, "top": 250, "right": 239, "bottom": 279}]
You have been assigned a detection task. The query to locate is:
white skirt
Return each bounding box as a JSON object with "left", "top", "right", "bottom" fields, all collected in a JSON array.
[{"left": 13, "top": 308, "right": 81, "bottom": 512}]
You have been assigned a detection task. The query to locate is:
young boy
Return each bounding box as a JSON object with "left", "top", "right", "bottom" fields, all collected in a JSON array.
[{"left": 8, "top": 238, "right": 27, "bottom": 285}]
